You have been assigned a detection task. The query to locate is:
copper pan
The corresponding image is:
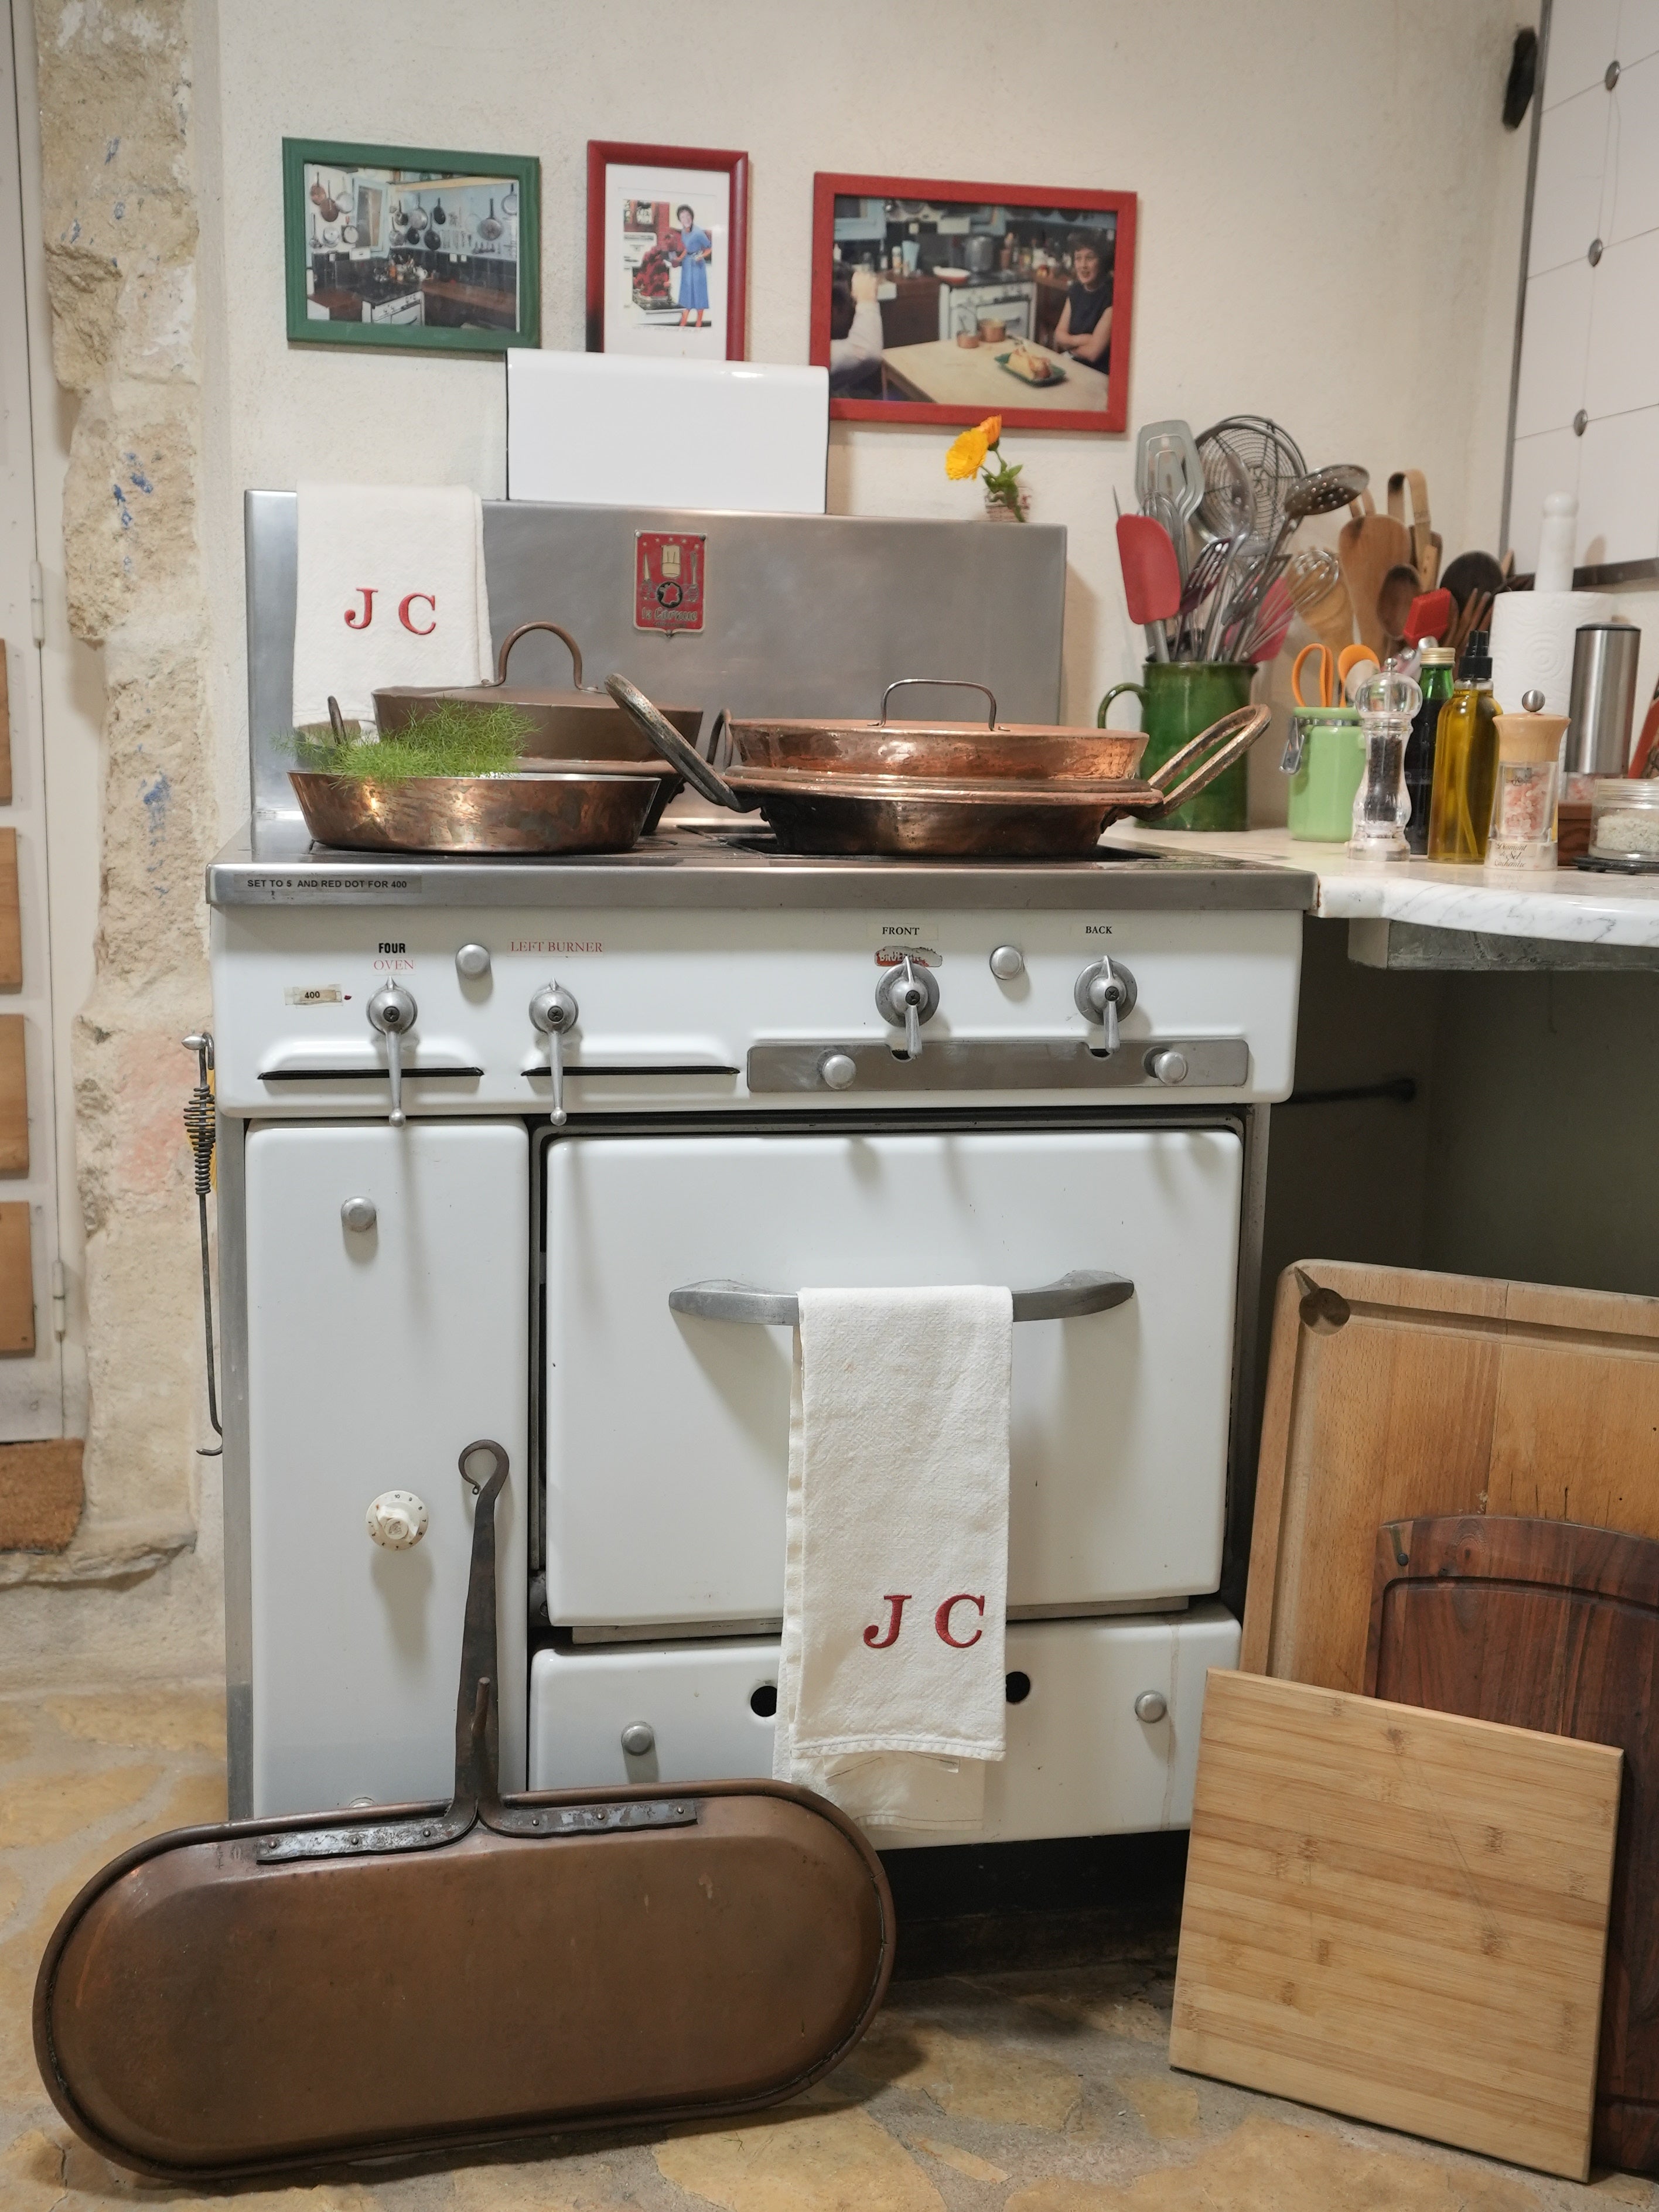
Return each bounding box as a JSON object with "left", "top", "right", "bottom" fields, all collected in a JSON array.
[
  {"left": 717, "top": 677, "right": 1150, "bottom": 782},
  {"left": 607, "top": 675, "right": 1269, "bottom": 859},
  {"left": 291, "top": 762, "right": 675, "bottom": 855},
  {"left": 374, "top": 621, "right": 704, "bottom": 764}
]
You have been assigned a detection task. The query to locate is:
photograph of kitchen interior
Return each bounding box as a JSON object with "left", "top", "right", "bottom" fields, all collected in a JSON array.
[{"left": 4, "top": 2, "right": 1659, "bottom": 2208}]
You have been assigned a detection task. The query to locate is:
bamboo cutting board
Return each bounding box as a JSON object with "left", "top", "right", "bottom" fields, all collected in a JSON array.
[
  {"left": 1170, "top": 1669, "right": 1621, "bottom": 2181},
  {"left": 1241, "top": 1261, "right": 1659, "bottom": 1694}
]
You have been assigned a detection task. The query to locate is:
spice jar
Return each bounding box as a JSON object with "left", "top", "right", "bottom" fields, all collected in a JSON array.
[
  {"left": 1486, "top": 688, "right": 1566, "bottom": 873},
  {"left": 1589, "top": 779, "right": 1659, "bottom": 869}
]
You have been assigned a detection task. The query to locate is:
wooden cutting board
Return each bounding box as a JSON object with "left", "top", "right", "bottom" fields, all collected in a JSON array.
[
  {"left": 1368, "top": 1514, "right": 1659, "bottom": 2174},
  {"left": 0, "top": 1015, "right": 25, "bottom": 1176},
  {"left": 0, "top": 828, "right": 19, "bottom": 991},
  {"left": 1241, "top": 1260, "right": 1659, "bottom": 1694},
  {"left": 1170, "top": 1668, "right": 1620, "bottom": 2182}
]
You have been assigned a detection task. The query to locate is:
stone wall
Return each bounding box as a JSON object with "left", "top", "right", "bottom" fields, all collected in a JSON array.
[{"left": 0, "top": 1, "right": 221, "bottom": 1670}]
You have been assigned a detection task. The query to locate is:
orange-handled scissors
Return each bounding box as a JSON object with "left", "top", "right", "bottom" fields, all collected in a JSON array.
[{"left": 1292, "top": 642, "right": 1336, "bottom": 708}]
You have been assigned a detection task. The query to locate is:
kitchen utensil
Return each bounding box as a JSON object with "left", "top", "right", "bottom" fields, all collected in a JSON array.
[
  {"left": 1405, "top": 586, "right": 1453, "bottom": 643},
  {"left": 1347, "top": 665, "right": 1421, "bottom": 862},
  {"left": 431, "top": 199, "right": 446, "bottom": 227},
  {"left": 1388, "top": 468, "right": 1442, "bottom": 589},
  {"left": 1292, "top": 641, "right": 1337, "bottom": 709},
  {"left": 375, "top": 620, "right": 702, "bottom": 811},
  {"left": 1116, "top": 515, "right": 1181, "bottom": 663},
  {"left": 1136, "top": 420, "right": 1206, "bottom": 581},
  {"left": 714, "top": 680, "right": 1153, "bottom": 782},
  {"left": 977, "top": 318, "right": 1007, "bottom": 343},
  {"left": 1198, "top": 536, "right": 1246, "bottom": 661},
  {"left": 1172, "top": 1669, "right": 1618, "bottom": 2185},
  {"left": 424, "top": 227, "right": 441, "bottom": 250},
  {"left": 1337, "top": 492, "right": 1412, "bottom": 656},
  {"left": 1242, "top": 1258, "right": 1659, "bottom": 1694},
  {"left": 1375, "top": 561, "right": 1422, "bottom": 651},
  {"left": 1486, "top": 691, "right": 1566, "bottom": 871},
  {"left": 1176, "top": 533, "right": 1230, "bottom": 619},
  {"left": 35, "top": 1440, "right": 893, "bottom": 2182},
  {"left": 479, "top": 197, "right": 504, "bottom": 243},
  {"left": 1230, "top": 464, "right": 1371, "bottom": 636},
  {"left": 607, "top": 674, "right": 1268, "bottom": 858},
  {"left": 1286, "top": 545, "right": 1355, "bottom": 655},
  {"left": 308, "top": 180, "right": 342, "bottom": 223},
  {"left": 1098, "top": 660, "right": 1259, "bottom": 831},
  {"left": 1369, "top": 1515, "right": 1659, "bottom": 2174},
  {"left": 1449, "top": 587, "right": 1494, "bottom": 656},
  {"left": 501, "top": 186, "right": 518, "bottom": 216},
  {"left": 1196, "top": 417, "right": 1309, "bottom": 546},
  {"left": 1566, "top": 622, "right": 1642, "bottom": 773},
  {"left": 1194, "top": 440, "right": 1254, "bottom": 540},
  {"left": 290, "top": 763, "right": 677, "bottom": 856},
  {"left": 1238, "top": 576, "right": 1293, "bottom": 664},
  {"left": 1440, "top": 549, "right": 1505, "bottom": 613}
]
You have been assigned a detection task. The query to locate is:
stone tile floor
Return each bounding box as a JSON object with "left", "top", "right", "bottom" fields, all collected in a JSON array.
[{"left": 2, "top": 1682, "right": 1656, "bottom": 2210}]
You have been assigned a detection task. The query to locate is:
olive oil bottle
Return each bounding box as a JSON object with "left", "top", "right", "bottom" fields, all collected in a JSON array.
[{"left": 1427, "top": 631, "right": 1500, "bottom": 862}]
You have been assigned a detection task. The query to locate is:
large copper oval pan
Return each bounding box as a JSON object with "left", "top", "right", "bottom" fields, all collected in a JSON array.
[
  {"left": 719, "top": 767, "right": 1168, "bottom": 858},
  {"left": 290, "top": 764, "right": 675, "bottom": 855},
  {"left": 723, "top": 717, "right": 1150, "bottom": 783},
  {"left": 35, "top": 1781, "right": 890, "bottom": 2179}
]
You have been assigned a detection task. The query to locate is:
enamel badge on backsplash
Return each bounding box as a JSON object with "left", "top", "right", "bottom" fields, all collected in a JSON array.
[{"left": 634, "top": 532, "right": 706, "bottom": 633}]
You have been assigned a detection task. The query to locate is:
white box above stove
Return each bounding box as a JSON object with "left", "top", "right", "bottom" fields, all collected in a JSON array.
[{"left": 507, "top": 351, "right": 828, "bottom": 514}]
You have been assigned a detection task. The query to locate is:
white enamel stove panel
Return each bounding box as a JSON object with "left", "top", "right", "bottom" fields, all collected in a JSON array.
[
  {"left": 210, "top": 906, "right": 1301, "bottom": 1115},
  {"left": 542, "top": 1125, "right": 1240, "bottom": 1629}
]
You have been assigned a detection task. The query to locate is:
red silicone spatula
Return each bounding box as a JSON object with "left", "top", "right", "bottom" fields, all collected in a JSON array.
[
  {"left": 1405, "top": 587, "right": 1453, "bottom": 644},
  {"left": 1117, "top": 514, "right": 1181, "bottom": 663}
]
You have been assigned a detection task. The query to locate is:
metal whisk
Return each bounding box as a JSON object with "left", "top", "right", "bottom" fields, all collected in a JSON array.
[{"left": 182, "top": 1033, "right": 221, "bottom": 1455}]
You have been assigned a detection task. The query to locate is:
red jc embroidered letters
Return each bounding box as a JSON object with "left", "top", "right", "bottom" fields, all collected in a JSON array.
[
  {"left": 862, "top": 1592, "right": 986, "bottom": 1650},
  {"left": 342, "top": 590, "right": 438, "bottom": 634}
]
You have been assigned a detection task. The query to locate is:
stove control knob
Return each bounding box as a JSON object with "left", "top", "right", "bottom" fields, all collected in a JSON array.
[
  {"left": 340, "top": 1196, "right": 378, "bottom": 1233},
  {"left": 1074, "top": 957, "right": 1137, "bottom": 1057},
  {"left": 366, "top": 1490, "right": 428, "bottom": 1550},
  {"left": 620, "top": 1721, "right": 656, "bottom": 1757},
  {"left": 529, "top": 982, "right": 579, "bottom": 1125},
  {"left": 367, "top": 985, "right": 418, "bottom": 1126},
  {"left": 989, "top": 944, "right": 1025, "bottom": 981},
  {"left": 1146, "top": 1047, "right": 1189, "bottom": 1087},
  {"left": 818, "top": 1051, "right": 856, "bottom": 1090},
  {"left": 455, "top": 943, "right": 491, "bottom": 979},
  {"left": 875, "top": 955, "right": 940, "bottom": 1061},
  {"left": 1134, "top": 1689, "right": 1168, "bottom": 1724}
]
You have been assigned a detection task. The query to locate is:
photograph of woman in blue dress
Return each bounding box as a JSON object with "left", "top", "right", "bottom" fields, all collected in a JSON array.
[{"left": 668, "top": 203, "right": 712, "bottom": 329}]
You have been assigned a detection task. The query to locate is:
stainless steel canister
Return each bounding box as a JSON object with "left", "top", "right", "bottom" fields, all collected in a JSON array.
[{"left": 1566, "top": 622, "right": 1642, "bottom": 773}]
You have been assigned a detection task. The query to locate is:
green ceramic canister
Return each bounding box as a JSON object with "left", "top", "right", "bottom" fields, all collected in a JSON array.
[
  {"left": 1098, "top": 661, "right": 1256, "bottom": 832},
  {"left": 1285, "top": 708, "right": 1365, "bottom": 842}
]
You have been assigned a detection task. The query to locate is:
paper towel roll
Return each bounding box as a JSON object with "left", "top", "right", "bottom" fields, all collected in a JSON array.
[{"left": 1490, "top": 590, "right": 1613, "bottom": 714}]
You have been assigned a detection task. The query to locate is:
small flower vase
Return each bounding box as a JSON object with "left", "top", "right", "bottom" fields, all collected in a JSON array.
[{"left": 984, "top": 486, "right": 1030, "bottom": 523}]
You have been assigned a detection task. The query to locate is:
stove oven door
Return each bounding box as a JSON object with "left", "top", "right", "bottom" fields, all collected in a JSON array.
[
  {"left": 245, "top": 1119, "right": 529, "bottom": 1815},
  {"left": 541, "top": 1123, "right": 1240, "bottom": 1634}
]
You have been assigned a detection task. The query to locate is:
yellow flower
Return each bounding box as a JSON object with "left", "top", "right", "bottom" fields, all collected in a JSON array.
[
  {"left": 979, "top": 414, "right": 1002, "bottom": 449},
  {"left": 945, "top": 425, "right": 990, "bottom": 480}
]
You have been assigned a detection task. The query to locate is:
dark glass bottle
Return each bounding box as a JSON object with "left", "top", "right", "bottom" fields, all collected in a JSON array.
[{"left": 1403, "top": 646, "right": 1455, "bottom": 855}]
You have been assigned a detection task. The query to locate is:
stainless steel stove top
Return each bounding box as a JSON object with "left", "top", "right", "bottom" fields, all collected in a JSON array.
[{"left": 207, "top": 820, "right": 1316, "bottom": 913}]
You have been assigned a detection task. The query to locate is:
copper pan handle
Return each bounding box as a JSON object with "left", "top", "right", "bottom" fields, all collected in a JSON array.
[
  {"left": 493, "top": 621, "right": 588, "bottom": 690},
  {"left": 879, "top": 678, "right": 998, "bottom": 728},
  {"left": 606, "top": 674, "right": 757, "bottom": 813},
  {"left": 1143, "top": 705, "right": 1269, "bottom": 816}
]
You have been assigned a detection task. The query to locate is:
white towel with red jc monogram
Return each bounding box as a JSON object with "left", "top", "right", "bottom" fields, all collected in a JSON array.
[
  {"left": 772, "top": 1285, "right": 1012, "bottom": 1834},
  {"left": 292, "top": 483, "right": 492, "bottom": 729}
]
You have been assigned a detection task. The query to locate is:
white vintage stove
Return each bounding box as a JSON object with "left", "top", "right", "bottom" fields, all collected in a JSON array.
[{"left": 206, "top": 493, "right": 1310, "bottom": 1848}]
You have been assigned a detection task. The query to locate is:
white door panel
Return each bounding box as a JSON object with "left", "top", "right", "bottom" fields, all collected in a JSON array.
[
  {"left": 528, "top": 1607, "right": 1240, "bottom": 1844},
  {"left": 542, "top": 1127, "right": 1239, "bottom": 1629},
  {"left": 247, "top": 1119, "right": 529, "bottom": 1814}
]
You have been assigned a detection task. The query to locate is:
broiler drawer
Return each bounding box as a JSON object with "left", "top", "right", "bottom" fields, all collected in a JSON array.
[{"left": 527, "top": 1605, "right": 1238, "bottom": 1845}]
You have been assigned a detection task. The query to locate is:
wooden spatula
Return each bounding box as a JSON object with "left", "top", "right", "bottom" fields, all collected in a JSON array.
[
  {"left": 1338, "top": 493, "right": 1412, "bottom": 656},
  {"left": 1117, "top": 514, "right": 1181, "bottom": 662}
]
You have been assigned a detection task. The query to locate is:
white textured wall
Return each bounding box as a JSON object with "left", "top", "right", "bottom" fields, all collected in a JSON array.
[{"left": 197, "top": 0, "right": 1535, "bottom": 809}]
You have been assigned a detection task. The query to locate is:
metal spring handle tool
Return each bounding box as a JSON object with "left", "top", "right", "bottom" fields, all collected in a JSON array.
[{"left": 182, "top": 1034, "right": 221, "bottom": 1456}]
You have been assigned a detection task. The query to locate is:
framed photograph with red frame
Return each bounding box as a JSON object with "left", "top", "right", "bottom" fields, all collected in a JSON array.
[
  {"left": 811, "top": 173, "right": 1135, "bottom": 433},
  {"left": 586, "top": 141, "right": 749, "bottom": 360}
]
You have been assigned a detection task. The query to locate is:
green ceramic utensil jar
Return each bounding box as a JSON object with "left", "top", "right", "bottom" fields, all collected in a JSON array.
[{"left": 1099, "top": 661, "right": 1256, "bottom": 832}]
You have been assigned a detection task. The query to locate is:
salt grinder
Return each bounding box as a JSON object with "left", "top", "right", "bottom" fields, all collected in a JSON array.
[{"left": 1486, "top": 687, "right": 1568, "bottom": 873}]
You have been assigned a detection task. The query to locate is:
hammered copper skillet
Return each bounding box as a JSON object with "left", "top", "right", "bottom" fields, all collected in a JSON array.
[{"left": 606, "top": 674, "right": 1269, "bottom": 859}]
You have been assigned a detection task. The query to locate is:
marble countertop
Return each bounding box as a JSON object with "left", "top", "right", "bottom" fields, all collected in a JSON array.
[{"left": 1100, "top": 823, "right": 1659, "bottom": 948}]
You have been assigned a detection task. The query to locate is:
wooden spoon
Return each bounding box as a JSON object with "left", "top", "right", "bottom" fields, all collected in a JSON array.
[
  {"left": 1338, "top": 493, "right": 1412, "bottom": 656},
  {"left": 1377, "top": 562, "right": 1422, "bottom": 657}
]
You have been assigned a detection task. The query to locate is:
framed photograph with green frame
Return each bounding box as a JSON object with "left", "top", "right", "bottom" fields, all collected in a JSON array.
[{"left": 283, "top": 137, "right": 541, "bottom": 353}]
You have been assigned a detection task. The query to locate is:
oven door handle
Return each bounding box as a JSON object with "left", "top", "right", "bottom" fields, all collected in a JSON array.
[{"left": 667, "top": 1271, "right": 1135, "bottom": 1327}]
